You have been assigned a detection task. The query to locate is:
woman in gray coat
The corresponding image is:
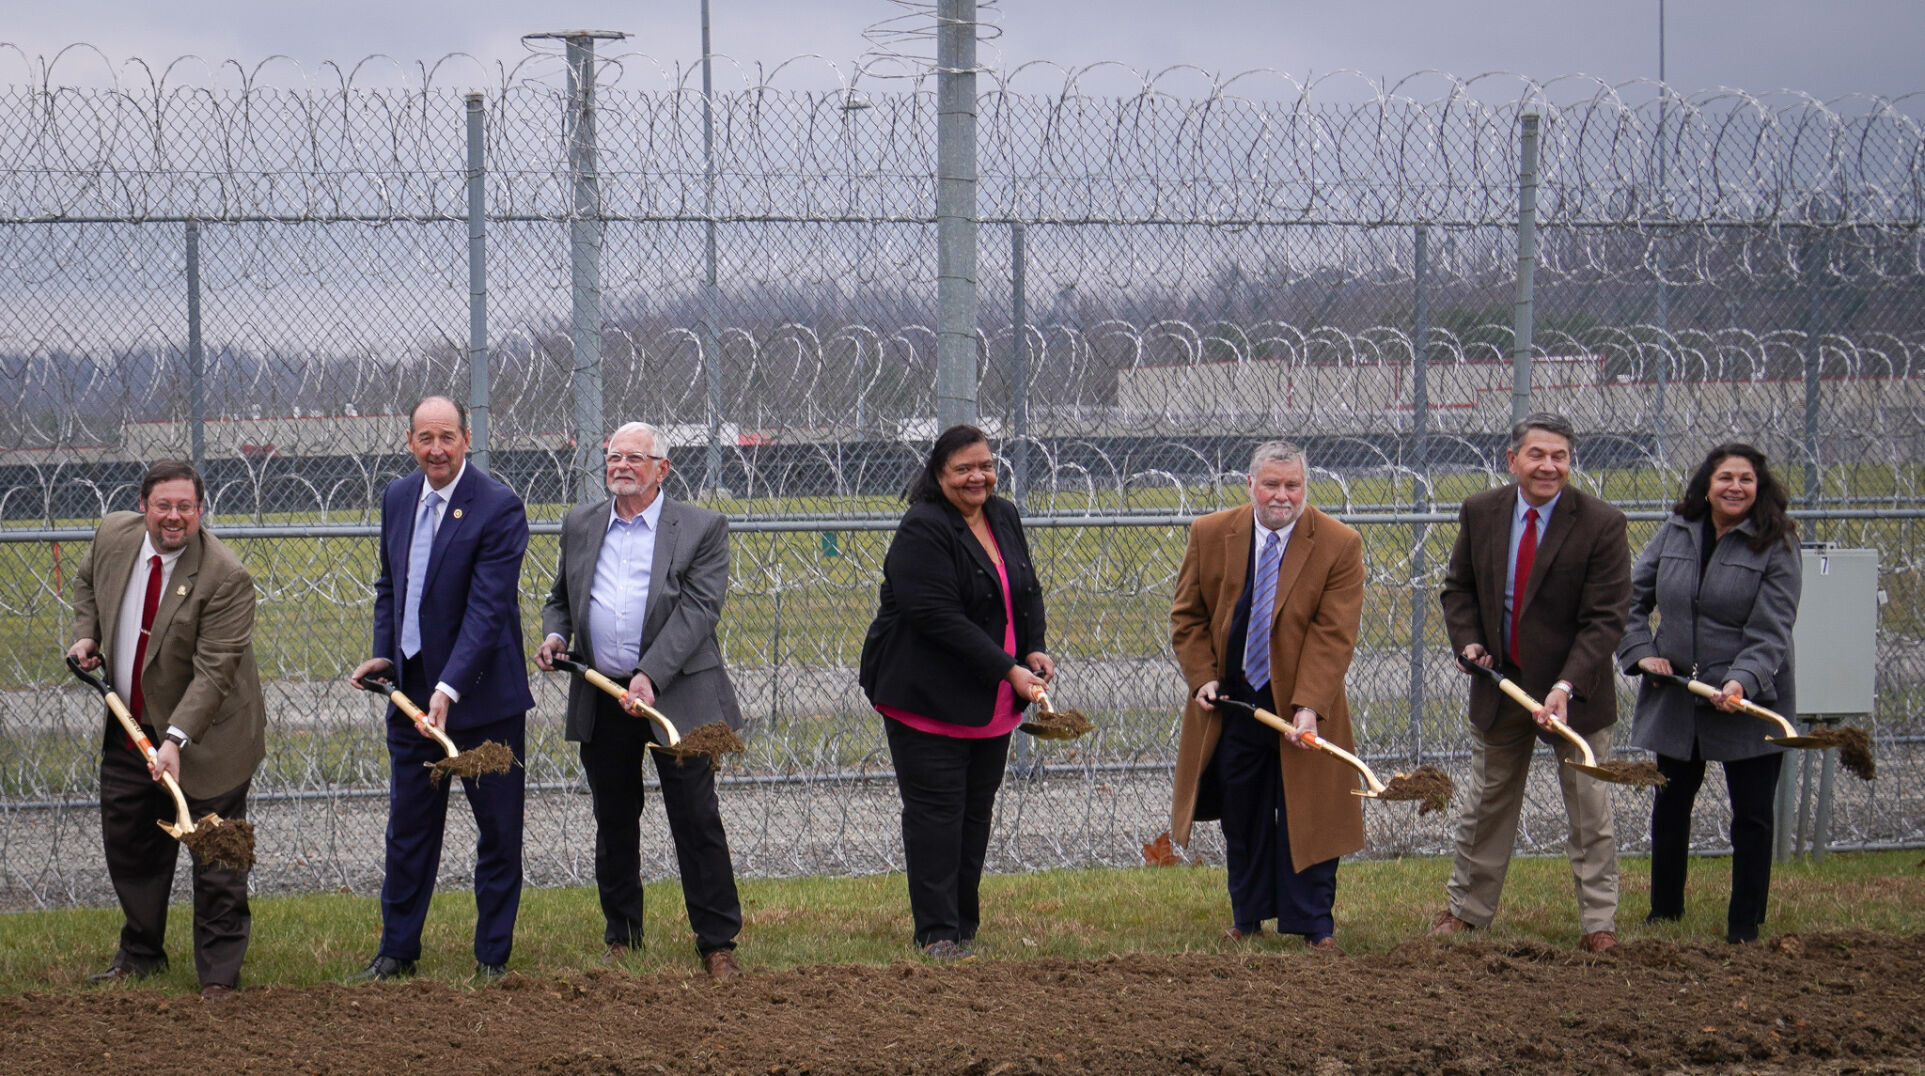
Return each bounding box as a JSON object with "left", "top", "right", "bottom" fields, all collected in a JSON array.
[{"left": 1617, "top": 443, "right": 1800, "bottom": 944}]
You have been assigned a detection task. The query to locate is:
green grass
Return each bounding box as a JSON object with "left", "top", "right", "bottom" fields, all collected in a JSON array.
[{"left": 3, "top": 850, "right": 1919, "bottom": 993}]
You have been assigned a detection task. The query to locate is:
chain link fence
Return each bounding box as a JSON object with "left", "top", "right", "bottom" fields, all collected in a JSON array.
[{"left": 1, "top": 51, "right": 1921, "bottom": 908}]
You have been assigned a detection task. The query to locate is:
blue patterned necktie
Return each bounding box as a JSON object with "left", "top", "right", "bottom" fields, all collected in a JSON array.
[
  {"left": 400, "top": 490, "right": 441, "bottom": 659},
  {"left": 1243, "top": 529, "right": 1281, "bottom": 689}
]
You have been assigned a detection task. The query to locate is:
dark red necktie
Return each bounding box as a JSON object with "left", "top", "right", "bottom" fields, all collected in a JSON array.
[
  {"left": 1509, "top": 508, "right": 1538, "bottom": 658},
  {"left": 129, "top": 554, "right": 162, "bottom": 724}
]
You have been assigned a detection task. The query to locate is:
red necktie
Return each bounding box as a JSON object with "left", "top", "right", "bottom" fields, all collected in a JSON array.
[
  {"left": 1509, "top": 508, "right": 1538, "bottom": 658},
  {"left": 129, "top": 554, "right": 163, "bottom": 725}
]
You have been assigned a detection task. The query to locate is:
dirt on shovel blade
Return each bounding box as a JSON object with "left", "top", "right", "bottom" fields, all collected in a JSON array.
[
  {"left": 1590, "top": 758, "right": 1667, "bottom": 786},
  {"left": 658, "top": 722, "right": 746, "bottom": 769},
  {"left": 180, "top": 816, "right": 256, "bottom": 873},
  {"left": 1376, "top": 765, "right": 1454, "bottom": 814},
  {"left": 1799, "top": 726, "right": 1876, "bottom": 780},
  {"left": 427, "top": 740, "right": 518, "bottom": 786},
  {"left": 1019, "top": 707, "right": 1095, "bottom": 740}
]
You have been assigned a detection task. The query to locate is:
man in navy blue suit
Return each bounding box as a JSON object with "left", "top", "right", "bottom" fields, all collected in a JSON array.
[{"left": 350, "top": 395, "right": 534, "bottom": 981}]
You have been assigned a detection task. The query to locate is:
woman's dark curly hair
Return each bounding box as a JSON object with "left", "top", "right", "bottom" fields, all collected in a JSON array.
[{"left": 1673, "top": 442, "right": 1795, "bottom": 552}]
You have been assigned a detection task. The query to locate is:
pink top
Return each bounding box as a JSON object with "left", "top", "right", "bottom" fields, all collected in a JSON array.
[{"left": 878, "top": 530, "right": 1024, "bottom": 739}]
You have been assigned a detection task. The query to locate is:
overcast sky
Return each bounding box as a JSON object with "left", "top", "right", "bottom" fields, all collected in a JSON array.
[{"left": 3, "top": 0, "right": 1921, "bottom": 106}]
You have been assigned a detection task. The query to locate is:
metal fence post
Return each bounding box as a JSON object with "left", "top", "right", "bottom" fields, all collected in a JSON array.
[
  {"left": 1653, "top": 57, "right": 1670, "bottom": 467},
  {"left": 1512, "top": 111, "right": 1540, "bottom": 424},
  {"left": 465, "top": 92, "right": 491, "bottom": 473},
  {"left": 1803, "top": 309, "right": 1824, "bottom": 513},
  {"left": 1009, "top": 221, "right": 1028, "bottom": 509},
  {"left": 1409, "top": 224, "right": 1430, "bottom": 763},
  {"left": 935, "top": 0, "right": 979, "bottom": 430},
  {"left": 185, "top": 219, "right": 205, "bottom": 473},
  {"left": 1008, "top": 218, "right": 1038, "bottom": 777}
]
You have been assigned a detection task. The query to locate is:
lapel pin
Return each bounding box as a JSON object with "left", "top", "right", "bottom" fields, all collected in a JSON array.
[
  {"left": 176, "top": 585, "right": 188, "bottom": 596},
  {"left": 452, "top": 508, "right": 463, "bottom": 519}
]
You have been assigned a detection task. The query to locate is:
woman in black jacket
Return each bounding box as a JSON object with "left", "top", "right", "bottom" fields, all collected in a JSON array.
[{"left": 859, "top": 425, "right": 1054, "bottom": 961}]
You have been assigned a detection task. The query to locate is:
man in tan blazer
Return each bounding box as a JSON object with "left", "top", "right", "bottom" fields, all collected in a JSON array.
[
  {"left": 1169, "top": 441, "right": 1366, "bottom": 952},
  {"left": 68, "top": 460, "right": 268, "bottom": 999},
  {"left": 1431, "top": 412, "right": 1631, "bottom": 954}
]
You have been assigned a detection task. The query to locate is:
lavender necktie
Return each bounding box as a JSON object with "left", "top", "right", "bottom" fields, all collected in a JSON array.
[
  {"left": 400, "top": 490, "right": 440, "bottom": 659},
  {"left": 1243, "top": 529, "right": 1281, "bottom": 688}
]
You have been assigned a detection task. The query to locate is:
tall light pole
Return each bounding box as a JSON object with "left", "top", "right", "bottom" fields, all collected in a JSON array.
[{"left": 700, "top": 1, "right": 726, "bottom": 497}]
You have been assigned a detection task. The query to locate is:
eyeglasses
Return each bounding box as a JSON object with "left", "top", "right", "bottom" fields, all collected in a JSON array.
[{"left": 605, "top": 452, "right": 666, "bottom": 466}]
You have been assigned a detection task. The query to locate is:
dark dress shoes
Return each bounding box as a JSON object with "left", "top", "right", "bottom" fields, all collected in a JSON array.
[
  {"left": 477, "top": 961, "right": 508, "bottom": 981},
  {"left": 349, "top": 955, "right": 417, "bottom": 982},
  {"left": 88, "top": 958, "right": 164, "bottom": 984}
]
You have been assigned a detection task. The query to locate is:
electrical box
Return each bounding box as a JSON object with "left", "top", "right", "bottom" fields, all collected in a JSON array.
[{"left": 1791, "top": 546, "right": 1878, "bottom": 714}]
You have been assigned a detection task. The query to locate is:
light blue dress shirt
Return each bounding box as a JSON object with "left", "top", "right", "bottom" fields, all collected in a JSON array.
[{"left": 587, "top": 494, "right": 664, "bottom": 676}]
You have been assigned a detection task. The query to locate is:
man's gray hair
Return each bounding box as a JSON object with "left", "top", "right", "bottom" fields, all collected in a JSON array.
[
  {"left": 1249, "top": 439, "right": 1308, "bottom": 473},
  {"left": 609, "top": 421, "right": 666, "bottom": 456},
  {"left": 1508, "top": 412, "right": 1575, "bottom": 454}
]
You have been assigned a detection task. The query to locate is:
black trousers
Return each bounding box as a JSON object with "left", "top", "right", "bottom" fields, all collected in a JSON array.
[
  {"left": 99, "top": 721, "right": 251, "bottom": 988},
  {"left": 884, "top": 717, "right": 1010, "bottom": 947},
  {"left": 1214, "top": 681, "right": 1339, "bottom": 939},
  {"left": 1649, "top": 747, "right": 1783, "bottom": 940},
  {"left": 580, "top": 691, "right": 741, "bottom": 955}
]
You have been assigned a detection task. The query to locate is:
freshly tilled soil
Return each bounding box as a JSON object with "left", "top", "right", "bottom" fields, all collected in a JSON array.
[{"left": 5, "top": 930, "right": 1922, "bottom": 1074}]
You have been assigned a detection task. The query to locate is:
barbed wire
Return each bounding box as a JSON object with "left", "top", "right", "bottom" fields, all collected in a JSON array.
[
  {"left": 1, "top": 51, "right": 1919, "bottom": 226},
  {"left": 3, "top": 319, "right": 1923, "bottom": 520}
]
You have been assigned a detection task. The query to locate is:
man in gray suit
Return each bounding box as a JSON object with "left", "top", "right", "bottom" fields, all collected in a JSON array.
[
  {"left": 536, "top": 421, "right": 745, "bottom": 980},
  {"left": 68, "top": 460, "right": 267, "bottom": 1000}
]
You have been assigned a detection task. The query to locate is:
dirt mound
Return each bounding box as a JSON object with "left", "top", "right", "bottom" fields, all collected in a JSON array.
[{"left": 4, "top": 931, "right": 1921, "bottom": 1074}]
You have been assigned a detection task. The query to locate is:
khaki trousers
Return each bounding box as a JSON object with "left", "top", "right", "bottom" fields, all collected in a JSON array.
[{"left": 1444, "top": 708, "right": 1619, "bottom": 936}]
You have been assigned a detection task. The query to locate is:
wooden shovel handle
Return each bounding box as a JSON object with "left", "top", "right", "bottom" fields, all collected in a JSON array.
[
  {"left": 1300, "top": 730, "right": 1389, "bottom": 795},
  {"left": 95, "top": 672, "right": 196, "bottom": 833},
  {"left": 1680, "top": 678, "right": 1800, "bottom": 739},
  {"left": 1498, "top": 680, "right": 1598, "bottom": 766},
  {"left": 1215, "top": 699, "right": 1387, "bottom": 794},
  {"left": 556, "top": 656, "right": 683, "bottom": 746},
  {"left": 582, "top": 667, "right": 683, "bottom": 746},
  {"left": 1640, "top": 666, "right": 1801, "bottom": 740},
  {"left": 357, "top": 674, "right": 460, "bottom": 758},
  {"left": 1457, "top": 656, "right": 1598, "bottom": 767}
]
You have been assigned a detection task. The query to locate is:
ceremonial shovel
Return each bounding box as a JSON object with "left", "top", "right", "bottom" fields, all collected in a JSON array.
[
  {"left": 1637, "top": 667, "right": 1875, "bottom": 780},
  {"left": 1212, "top": 697, "right": 1453, "bottom": 810},
  {"left": 66, "top": 655, "right": 256, "bottom": 870},
  {"left": 1456, "top": 656, "right": 1665, "bottom": 786},
  {"left": 549, "top": 653, "right": 747, "bottom": 760},
  {"left": 548, "top": 653, "right": 681, "bottom": 747},
  {"left": 353, "top": 673, "right": 515, "bottom": 783}
]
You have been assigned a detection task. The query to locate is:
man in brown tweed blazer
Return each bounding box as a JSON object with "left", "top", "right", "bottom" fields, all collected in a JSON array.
[{"left": 68, "top": 459, "right": 267, "bottom": 999}]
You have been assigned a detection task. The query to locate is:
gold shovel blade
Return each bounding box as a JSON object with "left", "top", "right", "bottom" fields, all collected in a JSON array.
[{"left": 1768, "top": 735, "right": 1833, "bottom": 748}]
